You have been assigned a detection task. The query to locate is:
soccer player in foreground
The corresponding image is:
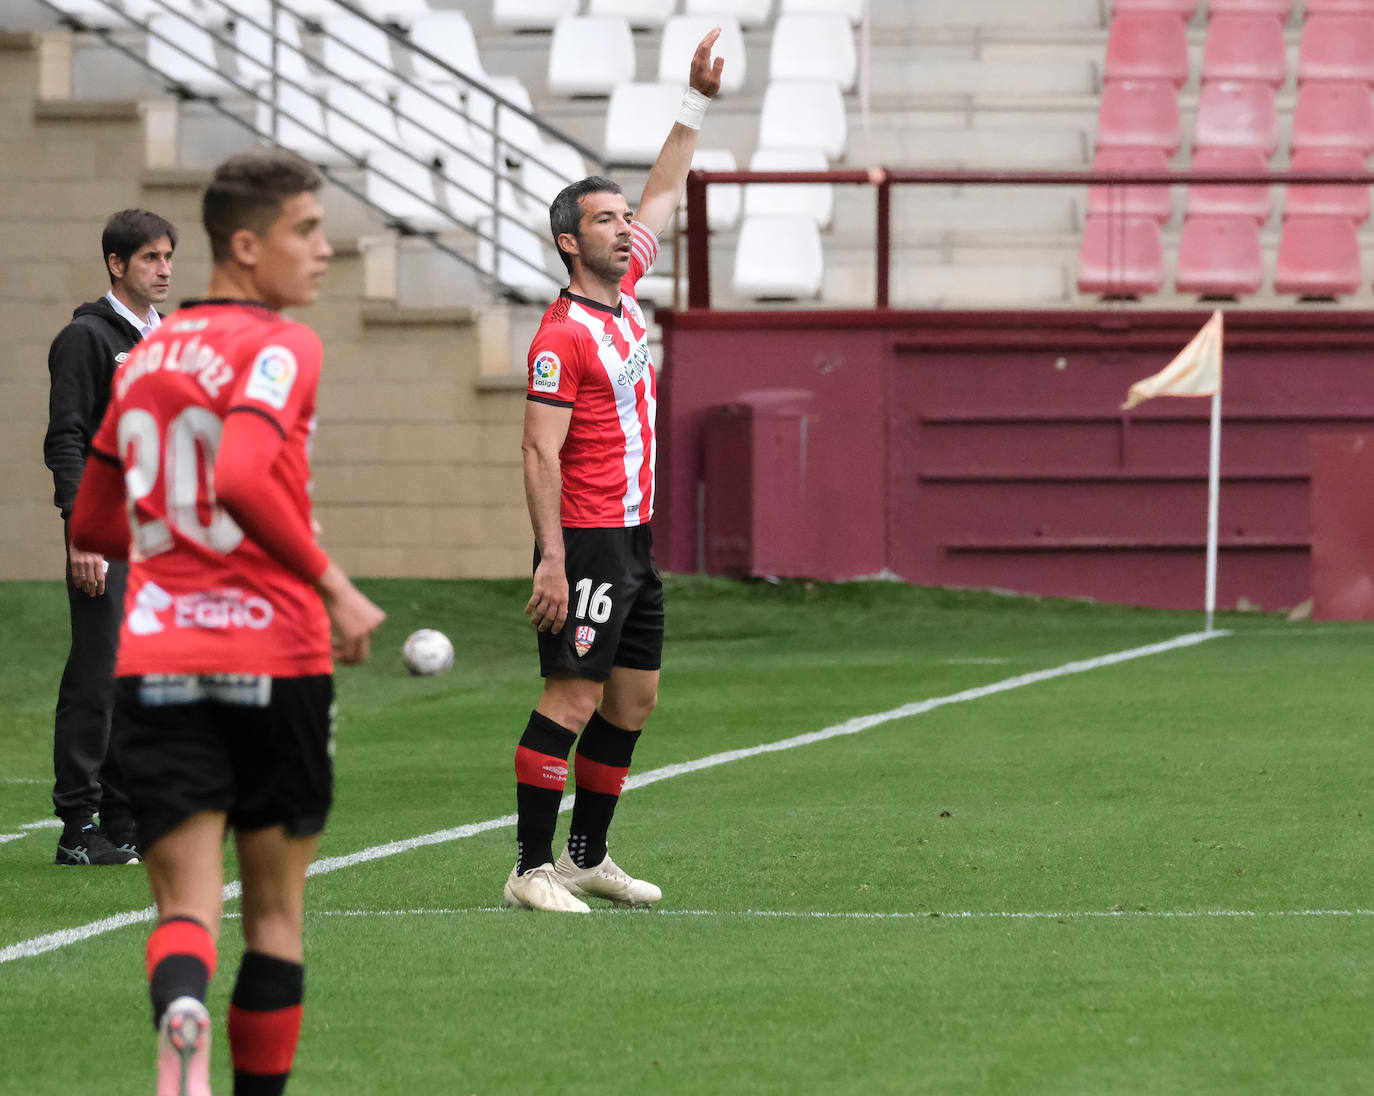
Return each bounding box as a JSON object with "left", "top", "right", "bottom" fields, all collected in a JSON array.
[
  {"left": 69, "top": 150, "right": 385, "bottom": 1094},
  {"left": 507, "top": 29, "right": 724, "bottom": 912}
]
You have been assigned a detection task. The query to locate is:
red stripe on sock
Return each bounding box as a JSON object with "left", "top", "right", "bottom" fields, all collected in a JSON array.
[
  {"left": 574, "top": 754, "right": 629, "bottom": 797},
  {"left": 228, "top": 1004, "right": 303, "bottom": 1076},
  {"left": 146, "top": 920, "right": 217, "bottom": 982},
  {"left": 515, "top": 745, "right": 569, "bottom": 790}
]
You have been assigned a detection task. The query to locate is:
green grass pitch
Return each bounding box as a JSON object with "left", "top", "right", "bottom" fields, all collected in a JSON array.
[{"left": 1, "top": 576, "right": 1372, "bottom": 1094}]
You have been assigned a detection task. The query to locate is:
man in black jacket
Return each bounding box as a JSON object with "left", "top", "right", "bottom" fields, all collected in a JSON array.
[{"left": 44, "top": 208, "right": 176, "bottom": 866}]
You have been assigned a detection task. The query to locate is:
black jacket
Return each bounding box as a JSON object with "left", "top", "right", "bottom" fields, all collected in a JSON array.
[{"left": 43, "top": 297, "right": 147, "bottom": 519}]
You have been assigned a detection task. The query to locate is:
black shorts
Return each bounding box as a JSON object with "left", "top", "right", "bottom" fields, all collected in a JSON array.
[
  {"left": 113, "top": 674, "right": 335, "bottom": 853},
  {"left": 536, "top": 525, "right": 664, "bottom": 682}
]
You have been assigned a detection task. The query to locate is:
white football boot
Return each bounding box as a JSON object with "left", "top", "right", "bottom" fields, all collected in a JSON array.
[
  {"left": 156, "top": 995, "right": 212, "bottom": 1096},
  {"left": 555, "top": 849, "right": 662, "bottom": 908},
  {"left": 503, "top": 863, "right": 591, "bottom": 913}
]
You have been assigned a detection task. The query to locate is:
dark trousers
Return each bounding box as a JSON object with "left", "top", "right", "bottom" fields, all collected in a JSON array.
[{"left": 52, "top": 553, "right": 130, "bottom": 826}]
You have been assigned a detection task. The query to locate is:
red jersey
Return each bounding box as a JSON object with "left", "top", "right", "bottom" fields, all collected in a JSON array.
[
  {"left": 527, "top": 221, "right": 659, "bottom": 528},
  {"left": 87, "top": 300, "right": 331, "bottom": 677}
]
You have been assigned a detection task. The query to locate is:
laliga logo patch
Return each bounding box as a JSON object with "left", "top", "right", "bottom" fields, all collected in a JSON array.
[
  {"left": 531, "top": 350, "right": 561, "bottom": 393},
  {"left": 574, "top": 625, "right": 596, "bottom": 658},
  {"left": 244, "top": 344, "right": 298, "bottom": 410}
]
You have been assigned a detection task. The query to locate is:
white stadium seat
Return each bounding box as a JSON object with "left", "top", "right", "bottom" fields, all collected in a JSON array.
[
  {"left": 732, "top": 214, "right": 823, "bottom": 298},
  {"left": 395, "top": 82, "right": 476, "bottom": 164},
  {"left": 147, "top": 12, "right": 235, "bottom": 96},
  {"left": 324, "top": 83, "right": 400, "bottom": 160},
  {"left": 467, "top": 76, "right": 542, "bottom": 162},
  {"left": 743, "top": 147, "right": 833, "bottom": 227},
  {"left": 46, "top": 0, "right": 129, "bottom": 30},
  {"left": 758, "top": 79, "right": 847, "bottom": 158},
  {"left": 257, "top": 81, "right": 351, "bottom": 165},
  {"left": 366, "top": 148, "right": 449, "bottom": 231},
  {"left": 320, "top": 8, "right": 399, "bottom": 91},
  {"left": 588, "top": 0, "right": 676, "bottom": 29},
  {"left": 230, "top": 4, "right": 273, "bottom": 85},
  {"left": 407, "top": 11, "right": 487, "bottom": 86},
  {"left": 770, "top": 12, "right": 855, "bottom": 91},
  {"left": 479, "top": 215, "right": 562, "bottom": 300},
  {"left": 441, "top": 152, "right": 498, "bottom": 226},
  {"left": 356, "top": 0, "right": 433, "bottom": 27},
  {"left": 688, "top": 148, "right": 741, "bottom": 231},
  {"left": 520, "top": 142, "right": 588, "bottom": 211},
  {"left": 492, "top": 0, "right": 578, "bottom": 31},
  {"left": 605, "top": 82, "right": 685, "bottom": 163},
  {"left": 658, "top": 15, "right": 745, "bottom": 95},
  {"left": 779, "top": 0, "right": 861, "bottom": 25},
  {"left": 548, "top": 16, "right": 637, "bottom": 96},
  {"left": 683, "top": 0, "right": 771, "bottom": 28}
]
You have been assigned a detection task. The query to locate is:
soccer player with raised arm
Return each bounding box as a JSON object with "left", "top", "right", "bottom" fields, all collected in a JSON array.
[
  {"left": 69, "top": 150, "right": 385, "bottom": 1095},
  {"left": 505, "top": 30, "right": 724, "bottom": 912}
]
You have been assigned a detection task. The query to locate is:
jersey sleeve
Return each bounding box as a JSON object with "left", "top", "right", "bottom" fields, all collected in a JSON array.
[
  {"left": 527, "top": 317, "right": 585, "bottom": 408},
  {"left": 624, "top": 220, "right": 659, "bottom": 290},
  {"left": 226, "top": 323, "right": 322, "bottom": 437}
]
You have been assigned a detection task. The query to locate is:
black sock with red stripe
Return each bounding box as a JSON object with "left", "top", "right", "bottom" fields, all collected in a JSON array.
[
  {"left": 514, "top": 710, "right": 577, "bottom": 875},
  {"left": 146, "top": 915, "right": 217, "bottom": 1028},
  {"left": 568, "top": 712, "right": 642, "bottom": 869},
  {"left": 228, "top": 951, "right": 304, "bottom": 1096}
]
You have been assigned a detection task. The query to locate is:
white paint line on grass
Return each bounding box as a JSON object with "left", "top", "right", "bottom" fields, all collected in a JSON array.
[
  {"left": 0, "top": 629, "right": 1226, "bottom": 967},
  {"left": 2, "top": 778, "right": 45, "bottom": 785},
  {"left": 18, "top": 820, "right": 62, "bottom": 830},
  {"left": 0, "top": 834, "right": 29, "bottom": 845},
  {"left": 297, "top": 906, "right": 1374, "bottom": 922}
]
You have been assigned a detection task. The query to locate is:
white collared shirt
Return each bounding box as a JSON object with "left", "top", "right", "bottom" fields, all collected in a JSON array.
[{"left": 105, "top": 291, "right": 161, "bottom": 340}]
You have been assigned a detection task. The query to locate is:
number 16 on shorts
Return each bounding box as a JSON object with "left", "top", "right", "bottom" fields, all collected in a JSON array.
[{"left": 573, "top": 579, "right": 611, "bottom": 659}]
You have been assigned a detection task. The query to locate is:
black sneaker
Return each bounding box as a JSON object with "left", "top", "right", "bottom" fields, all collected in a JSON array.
[
  {"left": 100, "top": 817, "right": 142, "bottom": 862},
  {"left": 55, "top": 823, "right": 141, "bottom": 865}
]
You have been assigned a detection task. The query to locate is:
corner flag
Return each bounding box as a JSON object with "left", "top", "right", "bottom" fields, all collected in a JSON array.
[{"left": 1122, "top": 310, "right": 1225, "bottom": 632}]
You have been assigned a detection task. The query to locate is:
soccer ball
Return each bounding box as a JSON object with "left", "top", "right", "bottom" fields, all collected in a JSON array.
[{"left": 402, "top": 629, "right": 453, "bottom": 676}]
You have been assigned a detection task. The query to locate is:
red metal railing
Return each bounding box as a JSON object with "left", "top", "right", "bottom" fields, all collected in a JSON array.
[{"left": 682, "top": 168, "right": 1374, "bottom": 311}]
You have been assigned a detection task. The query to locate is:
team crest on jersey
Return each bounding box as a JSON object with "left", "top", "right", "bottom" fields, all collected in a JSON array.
[
  {"left": 574, "top": 625, "right": 596, "bottom": 657},
  {"left": 244, "top": 344, "right": 298, "bottom": 410},
  {"left": 532, "top": 350, "right": 561, "bottom": 393}
]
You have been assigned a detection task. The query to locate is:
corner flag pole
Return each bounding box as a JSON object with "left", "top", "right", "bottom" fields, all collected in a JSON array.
[{"left": 1204, "top": 385, "right": 1221, "bottom": 633}]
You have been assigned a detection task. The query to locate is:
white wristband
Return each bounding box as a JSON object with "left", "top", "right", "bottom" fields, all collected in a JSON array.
[{"left": 676, "top": 87, "right": 710, "bottom": 131}]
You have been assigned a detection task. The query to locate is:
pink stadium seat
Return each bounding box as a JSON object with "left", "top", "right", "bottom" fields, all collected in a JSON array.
[
  {"left": 1096, "top": 80, "right": 1182, "bottom": 155},
  {"left": 1105, "top": 13, "right": 1190, "bottom": 86},
  {"left": 1275, "top": 215, "right": 1363, "bottom": 294},
  {"left": 1202, "top": 15, "right": 1287, "bottom": 86},
  {"left": 1193, "top": 80, "right": 1278, "bottom": 157},
  {"left": 1185, "top": 147, "right": 1272, "bottom": 220},
  {"left": 1305, "top": 0, "right": 1374, "bottom": 16},
  {"left": 1175, "top": 215, "right": 1263, "bottom": 295},
  {"left": 1088, "top": 146, "right": 1173, "bottom": 221},
  {"left": 1208, "top": 0, "right": 1291, "bottom": 18},
  {"left": 1284, "top": 148, "right": 1371, "bottom": 222},
  {"left": 1111, "top": 0, "right": 1197, "bottom": 16},
  {"left": 1298, "top": 16, "right": 1374, "bottom": 84},
  {"left": 1291, "top": 81, "right": 1374, "bottom": 156},
  {"left": 1076, "top": 214, "right": 1165, "bottom": 297}
]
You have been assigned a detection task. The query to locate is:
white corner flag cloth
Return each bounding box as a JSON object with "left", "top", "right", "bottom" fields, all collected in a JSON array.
[{"left": 1122, "top": 310, "right": 1223, "bottom": 410}]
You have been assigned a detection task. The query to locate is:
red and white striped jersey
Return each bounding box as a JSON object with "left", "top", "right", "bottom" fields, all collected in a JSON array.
[{"left": 526, "top": 221, "right": 659, "bottom": 528}]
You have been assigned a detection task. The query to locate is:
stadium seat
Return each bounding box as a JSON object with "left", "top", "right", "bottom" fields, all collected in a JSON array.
[
  {"left": 519, "top": 142, "right": 586, "bottom": 211},
  {"left": 408, "top": 12, "right": 487, "bottom": 86},
  {"left": 356, "top": 0, "right": 433, "bottom": 27},
  {"left": 1174, "top": 214, "right": 1263, "bottom": 295},
  {"left": 45, "top": 0, "right": 131, "bottom": 29},
  {"left": 770, "top": 12, "right": 856, "bottom": 91},
  {"left": 605, "top": 82, "right": 685, "bottom": 163},
  {"left": 1185, "top": 147, "right": 1272, "bottom": 221},
  {"left": 1110, "top": 0, "right": 1196, "bottom": 15},
  {"left": 779, "top": 0, "right": 861, "bottom": 25},
  {"left": 468, "top": 76, "right": 542, "bottom": 163},
  {"left": 230, "top": 5, "right": 272, "bottom": 86},
  {"left": 689, "top": 148, "right": 742, "bottom": 231},
  {"left": 684, "top": 0, "right": 772, "bottom": 26},
  {"left": 441, "top": 152, "right": 497, "bottom": 226},
  {"left": 478, "top": 215, "right": 562, "bottom": 300},
  {"left": 1201, "top": 14, "right": 1287, "bottom": 87},
  {"left": 1284, "top": 148, "right": 1371, "bottom": 222},
  {"left": 492, "top": 0, "right": 577, "bottom": 29},
  {"left": 1304, "top": 0, "right": 1374, "bottom": 19},
  {"left": 588, "top": 0, "right": 675, "bottom": 29},
  {"left": 548, "top": 16, "right": 637, "bottom": 97},
  {"left": 1094, "top": 80, "right": 1182, "bottom": 155},
  {"left": 732, "top": 215, "right": 824, "bottom": 298},
  {"left": 1193, "top": 80, "right": 1278, "bottom": 157},
  {"left": 659, "top": 15, "right": 747, "bottom": 95},
  {"left": 1208, "top": 0, "right": 1291, "bottom": 18},
  {"left": 396, "top": 82, "right": 475, "bottom": 164},
  {"left": 257, "top": 82, "right": 350, "bottom": 166},
  {"left": 320, "top": 9, "right": 399, "bottom": 91},
  {"left": 324, "top": 83, "right": 400, "bottom": 160},
  {"left": 1297, "top": 16, "right": 1374, "bottom": 84},
  {"left": 241, "top": 10, "right": 327, "bottom": 92},
  {"left": 147, "top": 13, "right": 235, "bottom": 97},
  {"left": 1274, "top": 215, "right": 1362, "bottom": 295},
  {"left": 1075, "top": 214, "right": 1165, "bottom": 297},
  {"left": 1290, "top": 81, "right": 1374, "bottom": 155},
  {"left": 743, "top": 147, "right": 833, "bottom": 227},
  {"left": 758, "top": 80, "right": 847, "bottom": 159},
  {"left": 1087, "top": 146, "right": 1174, "bottom": 222},
  {"left": 365, "top": 148, "right": 448, "bottom": 232},
  {"left": 1104, "top": 13, "right": 1190, "bottom": 86}
]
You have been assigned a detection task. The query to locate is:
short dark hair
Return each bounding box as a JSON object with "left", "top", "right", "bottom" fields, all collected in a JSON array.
[
  {"left": 102, "top": 209, "right": 177, "bottom": 285},
  {"left": 549, "top": 176, "right": 622, "bottom": 273},
  {"left": 202, "top": 150, "right": 324, "bottom": 263}
]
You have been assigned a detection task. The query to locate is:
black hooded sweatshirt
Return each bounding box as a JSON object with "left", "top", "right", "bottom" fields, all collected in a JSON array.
[{"left": 43, "top": 297, "right": 147, "bottom": 520}]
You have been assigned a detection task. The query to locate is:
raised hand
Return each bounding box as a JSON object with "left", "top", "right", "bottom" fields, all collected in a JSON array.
[{"left": 690, "top": 27, "right": 725, "bottom": 99}]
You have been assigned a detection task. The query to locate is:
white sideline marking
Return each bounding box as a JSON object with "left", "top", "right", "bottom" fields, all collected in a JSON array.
[
  {"left": 2, "top": 778, "right": 45, "bottom": 785},
  {"left": 0, "top": 629, "right": 1226, "bottom": 967},
  {"left": 296, "top": 906, "right": 1374, "bottom": 922},
  {"left": 942, "top": 657, "right": 1009, "bottom": 665},
  {"left": 19, "top": 820, "right": 62, "bottom": 830},
  {"left": 0, "top": 834, "right": 28, "bottom": 845}
]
